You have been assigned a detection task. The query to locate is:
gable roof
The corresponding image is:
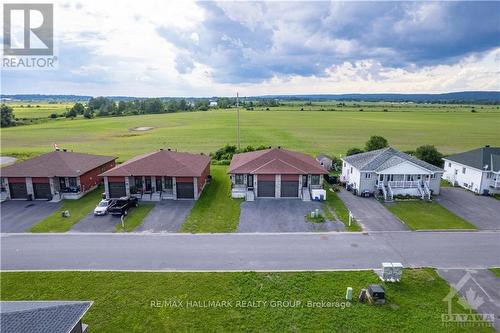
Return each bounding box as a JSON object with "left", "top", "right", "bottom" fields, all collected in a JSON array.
[
  {"left": 0, "top": 301, "right": 92, "bottom": 333},
  {"left": 0, "top": 151, "right": 116, "bottom": 178},
  {"left": 100, "top": 150, "right": 211, "bottom": 177},
  {"left": 228, "top": 148, "right": 327, "bottom": 174},
  {"left": 443, "top": 146, "right": 500, "bottom": 172},
  {"left": 342, "top": 147, "right": 443, "bottom": 172}
]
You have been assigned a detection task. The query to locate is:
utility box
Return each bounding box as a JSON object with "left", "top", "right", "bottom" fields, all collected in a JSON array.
[
  {"left": 392, "top": 263, "right": 403, "bottom": 281},
  {"left": 368, "top": 284, "right": 385, "bottom": 305},
  {"left": 382, "top": 262, "right": 393, "bottom": 281}
]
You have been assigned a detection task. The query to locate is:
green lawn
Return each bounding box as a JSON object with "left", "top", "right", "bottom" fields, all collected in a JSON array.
[
  {"left": 324, "top": 186, "right": 362, "bottom": 231},
  {"left": 0, "top": 269, "right": 491, "bottom": 332},
  {"left": 2, "top": 106, "right": 500, "bottom": 162},
  {"left": 181, "top": 165, "right": 242, "bottom": 233},
  {"left": 115, "top": 203, "right": 155, "bottom": 232},
  {"left": 490, "top": 268, "right": 500, "bottom": 278},
  {"left": 30, "top": 188, "right": 102, "bottom": 232},
  {"left": 386, "top": 201, "right": 476, "bottom": 230}
]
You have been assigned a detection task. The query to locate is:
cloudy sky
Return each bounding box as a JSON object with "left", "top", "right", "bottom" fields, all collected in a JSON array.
[{"left": 2, "top": 1, "right": 499, "bottom": 97}]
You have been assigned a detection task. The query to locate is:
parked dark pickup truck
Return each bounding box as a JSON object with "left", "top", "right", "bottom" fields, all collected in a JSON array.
[{"left": 108, "top": 197, "right": 139, "bottom": 216}]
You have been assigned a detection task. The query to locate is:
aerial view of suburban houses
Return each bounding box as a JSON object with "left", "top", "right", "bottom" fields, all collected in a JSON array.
[
  {"left": 229, "top": 147, "right": 327, "bottom": 201},
  {"left": 0, "top": 150, "right": 116, "bottom": 201},
  {"left": 341, "top": 147, "right": 443, "bottom": 201},
  {"left": 100, "top": 149, "right": 211, "bottom": 200},
  {"left": 1, "top": 1, "right": 499, "bottom": 332},
  {"left": 443, "top": 146, "right": 500, "bottom": 195}
]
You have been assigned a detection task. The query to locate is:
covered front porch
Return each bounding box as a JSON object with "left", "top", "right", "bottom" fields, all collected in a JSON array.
[
  {"left": 376, "top": 173, "right": 432, "bottom": 201},
  {"left": 129, "top": 176, "right": 176, "bottom": 201}
]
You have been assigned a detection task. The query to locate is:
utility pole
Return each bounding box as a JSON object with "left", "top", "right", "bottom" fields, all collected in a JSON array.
[{"left": 236, "top": 92, "right": 240, "bottom": 150}]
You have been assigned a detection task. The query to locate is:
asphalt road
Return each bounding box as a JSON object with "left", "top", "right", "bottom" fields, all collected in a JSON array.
[{"left": 2, "top": 231, "right": 499, "bottom": 271}]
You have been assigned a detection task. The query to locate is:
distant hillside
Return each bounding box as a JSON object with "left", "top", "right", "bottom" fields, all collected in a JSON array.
[
  {"left": 2, "top": 91, "right": 499, "bottom": 104},
  {"left": 259, "top": 91, "right": 500, "bottom": 103}
]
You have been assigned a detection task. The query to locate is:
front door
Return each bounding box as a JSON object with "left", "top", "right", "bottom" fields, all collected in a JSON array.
[
  {"left": 247, "top": 174, "right": 254, "bottom": 189},
  {"left": 145, "top": 177, "right": 152, "bottom": 192},
  {"left": 155, "top": 177, "right": 162, "bottom": 192},
  {"left": 302, "top": 175, "right": 308, "bottom": 187},
  {"left": 165, "top": 177, "right": 173, "bottom": 189}
]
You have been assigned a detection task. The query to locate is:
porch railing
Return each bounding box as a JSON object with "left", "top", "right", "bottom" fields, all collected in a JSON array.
[{"left": 377, "top": 180, "right": 424, "bottom": 188}]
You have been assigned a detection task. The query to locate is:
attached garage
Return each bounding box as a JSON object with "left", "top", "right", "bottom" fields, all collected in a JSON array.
[
  {"left": 176, "top": 181, "right": 194, "bottom": 199},
  {"left": 33, "top": 183, "right": 51, "bottom": 199},
  {"left": 257, "top": 174, "right": 275, "bottom": 197},
  {"left": 281, "top": 175, "right": 299, "bottom": 197},
  {"left": 9, "top": 182, "right": 28, "bottom": 199},
  {"left": 108, "top": 182, "right": 126, "bottom": 198}
]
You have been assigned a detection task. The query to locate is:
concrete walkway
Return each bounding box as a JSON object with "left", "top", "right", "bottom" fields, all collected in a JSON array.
[
  {"left": 436, "top": 188, "right": 500, "bottom": 230},
  {"left": 337, "top": 188, "right": 407, "bottom": 231},
  {"left": 437, "top": 269, "right": 500, "bottom": 331},
  {"left": 2, "top": 231, "right": 499, "bottom": 271}
]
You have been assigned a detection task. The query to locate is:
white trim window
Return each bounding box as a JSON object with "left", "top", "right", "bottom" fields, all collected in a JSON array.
[
  {"left": 462, "top": 167, "right": 466, "bottom": 174},
  {"left": 365, "top": 173, "right": 371, "bottom": 179},
  {"left": 235, "top": 174, "right": 245, "bottom": 185}
]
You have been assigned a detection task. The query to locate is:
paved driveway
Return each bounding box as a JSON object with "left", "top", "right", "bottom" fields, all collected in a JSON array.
[
  {"left": 238, "top": 200, "right": 345, "bottom": 232},
  {"left": 71, "top": 213, "right": 121, "bottom": 232},
  {"left": 136, "top": 201, "right": 194, "bottom": 232},
  {"left": 337, "top": 188, "right": 407, "bottom": 231},
  {"left": 437, "top": 269, "right": 500, "bottom": 331},
  {"left": 0, "top": 201, "right": 61, "bottom": 233},
  {"left": 436, "top": 188, "right": 500, "bottom": 230}
]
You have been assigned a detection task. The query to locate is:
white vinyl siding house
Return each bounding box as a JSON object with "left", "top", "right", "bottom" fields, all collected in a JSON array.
[
  {"left": 442, "top": 146, "right": 500, "bottom": 195},
  {"left": 341, "top": 147, "right": 443, "bottom": 201}
]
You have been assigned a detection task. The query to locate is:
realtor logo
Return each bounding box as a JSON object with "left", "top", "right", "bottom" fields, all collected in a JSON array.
[{"left": 3, "top": 3, "right": 53, "bottom": 56}]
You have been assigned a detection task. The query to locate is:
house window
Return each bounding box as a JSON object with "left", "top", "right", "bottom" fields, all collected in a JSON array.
[
  {"left": 343, "top": 162, "right": 346, "bottom": 167},
  {"left": 486, "top": 172, "right": 492, "bottom": 179},
  {"left": 235, "top": 174, "right": 245, "bottom": 185},
  {"left": 350, "top": 167, "right": 353, "bottom": 173},
  {"left": 311, "top": 175, "right": 320, "bottom": 185},
  {"left": 68, "top": 177, "right": 77, "bottom": 187},
  {"left": 431, "top": 174, "right": 436, "bottom": 179},
  {"left": 365, "top": 173, "right": 371, "bottom": 179},
  {"left": 462, "top": 167, "right": 466, "bottom": 174},
  {"left": 448, "top": 162, "right": 451, "bottom": 167}
]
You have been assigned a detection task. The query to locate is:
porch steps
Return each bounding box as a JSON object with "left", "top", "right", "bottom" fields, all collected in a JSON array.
[
  {"left": 302, "top": 188, "right": 311, "bottom": 201},
  {"left": 150, "top": 192, "right": 161, "bottom": 201},
  {"left": 246, "top": 190, "right": 255, "bottom": 202}
]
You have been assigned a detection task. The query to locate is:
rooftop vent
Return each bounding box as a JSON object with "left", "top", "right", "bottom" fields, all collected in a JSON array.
[
  {"left": 485, "top": 145, "right": 490, "bottom": 147},
  {"left": 159, "top": 148, "right": 163, "bottom": 151},
  {"left": 278, "top": 146, "right": 281, "bottom": 149},
  {"left": 167, "top": 148, "right": 171, "bottom": 151}
]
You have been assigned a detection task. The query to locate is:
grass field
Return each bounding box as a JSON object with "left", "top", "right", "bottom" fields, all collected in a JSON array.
[
  {"left": 386, "top": 201, "right": 476, "bottom": 230},
  {"left": 2, "top": 106, "right": 500, "bottom": 162},
  {"left": 7, "top": 102, "right": 73, "bottom": 119},
  {"left": 30, "top": 188, "right": 102, "bottom": 232},
  {"left": 0, "top": 269, "right": 492, "bottom": 332},
  {"left": 115, "top": 203, "right": 155, "bottom": 232},
  {"left": 181, "top": 165, "right": 242, "bottom": 233}
]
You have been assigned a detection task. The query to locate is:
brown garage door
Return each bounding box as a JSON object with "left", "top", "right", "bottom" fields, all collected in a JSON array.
[
  {"left": 177, "top": 182, "right": 194, "bottom": 199},
  {"left": 9, "top": 183, "right": 28, "bottom": 199},
  {"left": 33, "top": 183, "right": 52, "bottom": 199},
  {"left": 109, "top": 182, "right": 126, "bottom": 198}
]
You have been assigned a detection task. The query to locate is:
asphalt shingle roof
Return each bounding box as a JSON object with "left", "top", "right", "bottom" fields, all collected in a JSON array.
[
  {"left": 444, "top": 146, "right": 500, "bottom": 172},
  {"left": 342, "top": 147, "right": 443, "bottom": 172},
  {"left": 228, "top": 148, "right": 327, "bottom": 174},
  {"left": 0, "top": 151, "right": 116, "bottom": 178},
  {"left": 0, "top": 301, "right": 92, "bottom": 333},
  {"left": 100, "top": 150, "right": 211, "bottom": 177}
]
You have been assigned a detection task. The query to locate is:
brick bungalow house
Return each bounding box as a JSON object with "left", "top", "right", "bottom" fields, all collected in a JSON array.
[
  {"left": 228, "top": 147, "right": 328, "bottom": 201},
  {"left": 100, "top": 149, "right": 210, "bottom": 200},
  {"left": 0, "top": 151, "right": 116, "bottom": 201}
]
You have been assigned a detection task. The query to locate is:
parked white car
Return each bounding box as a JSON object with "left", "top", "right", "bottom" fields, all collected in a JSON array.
[{"left": 94, "top": 199, "right": 114, "bottom": 216}]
